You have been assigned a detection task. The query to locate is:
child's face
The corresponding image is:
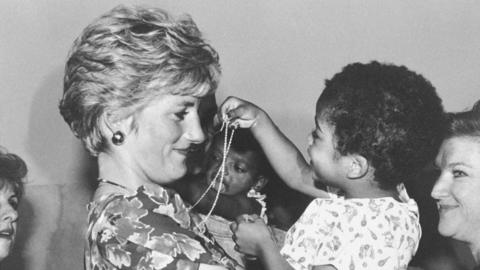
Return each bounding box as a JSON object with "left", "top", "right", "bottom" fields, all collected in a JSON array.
[
  {"left": 431, "top": 136, "right": 480, "bottom": 244},
  {"left": 307, "top": 115, "right": 349, "bottom": 187},
  {"left": 206, "top": 139, "right": 261, "bottom": 196}
]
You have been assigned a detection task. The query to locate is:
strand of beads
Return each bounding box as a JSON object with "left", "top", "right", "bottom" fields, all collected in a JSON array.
[{"left": 190, "top": 117, "right": 237, "bottom": 226}]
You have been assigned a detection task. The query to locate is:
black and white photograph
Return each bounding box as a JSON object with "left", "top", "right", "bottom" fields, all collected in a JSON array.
[{"left": 1, "top": 1, "right": 479, "bottom": 269}]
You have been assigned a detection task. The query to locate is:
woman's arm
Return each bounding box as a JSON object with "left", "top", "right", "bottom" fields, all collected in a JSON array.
[
  {"left": 198, "top": 264, "right": 230, "bottom": 270},
  {"left": 176, "top": 260, "right": 231, "bottom": 270}
]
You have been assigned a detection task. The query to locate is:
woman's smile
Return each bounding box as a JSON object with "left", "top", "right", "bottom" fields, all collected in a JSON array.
[
  {"left": 0, "top": 227, "right": 14, "bottom": 240},
  {"left": 437, "top": 202, "right": 459, "bottom": 212}
]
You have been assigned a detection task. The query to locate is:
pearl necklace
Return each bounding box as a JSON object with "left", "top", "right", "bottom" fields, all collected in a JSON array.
[{"left": 189, "top": 117, "right": 237, "bottom": 226}]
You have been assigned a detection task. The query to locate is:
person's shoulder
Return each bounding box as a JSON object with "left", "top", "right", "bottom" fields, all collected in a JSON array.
[{"left": 88, "top": 191, "right": 126, "bottom": 221}]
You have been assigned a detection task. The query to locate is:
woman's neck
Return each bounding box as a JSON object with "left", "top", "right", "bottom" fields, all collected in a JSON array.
[{"left": 97, "top": 151, "right": 149, "bottom": 191}]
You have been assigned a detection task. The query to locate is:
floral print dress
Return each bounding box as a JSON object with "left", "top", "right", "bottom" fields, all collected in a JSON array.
[
  {"left": 280, "top": 186, "right": 421, "bottom": 270},
  {"left": 85, "top": 185, "right": 238, "bottom": 270}
]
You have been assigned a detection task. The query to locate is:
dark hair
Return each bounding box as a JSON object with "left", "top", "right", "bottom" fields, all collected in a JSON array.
[
  {"left": 211, "top": 128, "right": 274, "bottom": 179},
  {"left": 444, "top": 100, "right": 480, "bottom": 140},
  {"left": 0, "top": 149, "right": 27, "bottom": 199},
  {"left": 317, "top": 61, "right": 447, "bottom": 190}
]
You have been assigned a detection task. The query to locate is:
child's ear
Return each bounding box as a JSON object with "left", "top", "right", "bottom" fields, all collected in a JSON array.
[
  {"left": 346, "top": 154, "right": 369, "bottom": 180},
  {"left": 253, "top": 175, "right": 269, "bottom": 191}
]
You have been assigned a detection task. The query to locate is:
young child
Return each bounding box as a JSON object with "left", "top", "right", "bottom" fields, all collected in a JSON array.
[
  {"left": 173, "top": 128, "right": 288, "bottom": 268},
  {"left": 220, "top": 61, "right": 447, "bottom": 270}
]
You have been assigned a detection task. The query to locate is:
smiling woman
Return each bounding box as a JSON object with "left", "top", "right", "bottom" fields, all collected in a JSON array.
[
  {"left": 431, "top": 99, "right": 480, "bottom": 266},
  {"left": 0, "top": 148, "right": 26, "bottom": 262},
  {"left": 59, "top": 5, "right": 237, "bottom": 270}
]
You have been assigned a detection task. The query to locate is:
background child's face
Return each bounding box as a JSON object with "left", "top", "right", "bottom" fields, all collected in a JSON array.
[
  {"left": 206, "top": 139, "right": 261, "bottom": 196},
  {"left": 307, "top": 115, "right": 349, "bottom": 187}
]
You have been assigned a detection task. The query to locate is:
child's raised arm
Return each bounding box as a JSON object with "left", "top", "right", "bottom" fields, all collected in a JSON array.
[{"left": 217, "top": 96, "right": 328, "bottom": 198}]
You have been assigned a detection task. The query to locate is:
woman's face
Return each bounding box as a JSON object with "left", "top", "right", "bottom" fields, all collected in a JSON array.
[
  {"left": 431, "top": 136, "right": 480, "bottom": 244},
  {"left": 0, "top": 184, "right": 19, "bottom": 261},
  {"left": 124, "top": 94, "right": 205, "bottom": 185}
]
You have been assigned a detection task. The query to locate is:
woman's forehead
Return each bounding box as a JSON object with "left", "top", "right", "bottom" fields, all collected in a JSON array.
[
  {"left": 0, "top": 181, "right": 16, "bottom": 196},
  {"left": 437, "top": 136, "right": 480, "bottom": 167}
]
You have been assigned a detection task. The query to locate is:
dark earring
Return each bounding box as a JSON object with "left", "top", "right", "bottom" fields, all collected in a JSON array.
[{"left": 111, "top": 131, "right": 125, "bottom": 145}]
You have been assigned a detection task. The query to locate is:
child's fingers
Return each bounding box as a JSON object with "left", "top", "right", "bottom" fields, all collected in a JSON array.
[
  {"left": 225, "top": 105, "right": 247, "bottom": 120},
  {"left": 217, "top": 96, "right": 250, "bottom": 122},
  {"left": 249, "top": 214, "right": 260, "bottom": 220},
  {"left": 235, "top": 214, "right": 255, "bottom": 224},
  {"left": 229, "top": 221, "right": 238, "bottom": 232},
  {"left": 212, "top": 113, "right": 221, "bottom": 128},
  {"left": 218, "top": 96, "right": 241, "bottom": 117}
]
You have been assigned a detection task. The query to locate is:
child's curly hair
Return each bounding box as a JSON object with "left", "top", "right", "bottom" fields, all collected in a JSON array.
[{"left": 317, "top": 61, "right": 447, "bottom": 190}]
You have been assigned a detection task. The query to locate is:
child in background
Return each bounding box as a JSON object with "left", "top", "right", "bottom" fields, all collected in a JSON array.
[
  {"left": 221, "top": 61, "right": 447, "bottom": 270},
  {"left": 174, "top": 128, "right": 287, "bottom": 268}
]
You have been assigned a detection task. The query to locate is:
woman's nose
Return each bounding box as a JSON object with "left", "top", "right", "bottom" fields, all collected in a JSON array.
[
  {"left": 431, "top": 175, "right": 449, "bottom": 200},
  {"left": 307, "top": 133, "right": 314, "bottom": 147},
  {"left": 185, "top": 116, "right": 206, "bottom": 144},
  {"left": 1, "top": 204, "right": 18, "bottom": 223}
]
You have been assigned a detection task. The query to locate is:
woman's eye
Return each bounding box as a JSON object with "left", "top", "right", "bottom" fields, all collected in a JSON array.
[
  {"left": 174, "top": 111, "right": 188, "bottom": 120},
  {"left": 311, "top": 129, "right": 319, "bottom": 140},
  {"left": 9, "top": 197, "right": 19, "bottom": 210},
  {"left": 452, "top": 170, "right": 467, "bottom": 178}
]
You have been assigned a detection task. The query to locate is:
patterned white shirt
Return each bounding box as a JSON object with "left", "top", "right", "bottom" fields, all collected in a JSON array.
[{"left": 280, "top": 187, "right": 421, "bottom": 270}]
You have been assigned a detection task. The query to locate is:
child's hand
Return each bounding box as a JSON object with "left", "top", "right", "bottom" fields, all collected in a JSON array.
[
  {"left": 216, "top": 96, "right": 265, "bottom": 130},
  {"left": 230, "top": 214, "right": 276, "bottom": 257}
]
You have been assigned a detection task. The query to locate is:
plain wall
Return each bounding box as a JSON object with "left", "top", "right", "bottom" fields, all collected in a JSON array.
[{"left": 0, "top": 1, "right": 479, "bottom": 269}]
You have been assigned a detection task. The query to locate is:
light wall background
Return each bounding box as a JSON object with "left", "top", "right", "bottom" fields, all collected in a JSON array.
[{"left": 0, "top": 1, "right": 479, "bottom": 269}]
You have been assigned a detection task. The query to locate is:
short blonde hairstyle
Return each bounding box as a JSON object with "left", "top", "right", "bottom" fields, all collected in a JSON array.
[{"left": 59, "top": 5, "right": 220, "bottom": 156}]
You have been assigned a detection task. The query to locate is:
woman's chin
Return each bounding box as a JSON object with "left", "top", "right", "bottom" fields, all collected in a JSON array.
[{"left": 0, "top": 240, "right": 12, "bottom": 261}]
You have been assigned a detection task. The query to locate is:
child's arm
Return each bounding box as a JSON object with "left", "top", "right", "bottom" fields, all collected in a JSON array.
[
  {"left": 231, "top": 215, "right": 295, "bottom": 270},
  {"left": 218, "top": 96, "right": 328, "bottom": 198},
  {"left": 232, "top": 216, "right": 337, "bottom": 270}
]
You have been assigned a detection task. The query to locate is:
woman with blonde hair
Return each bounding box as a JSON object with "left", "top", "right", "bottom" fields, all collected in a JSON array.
[{"left": 59, "top": 5, "right": 236, "bottom": 270}]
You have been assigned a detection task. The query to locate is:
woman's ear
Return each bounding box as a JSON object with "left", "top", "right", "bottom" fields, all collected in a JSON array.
[
  {"left": 346, "top": 154, "right": 369, "bottom": 180},
  {"left": 253, "top": 175, "right": 269, "bottom": 191},
  {"left": 101, "top": 113, "right": 135, "bottom": 144}
]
